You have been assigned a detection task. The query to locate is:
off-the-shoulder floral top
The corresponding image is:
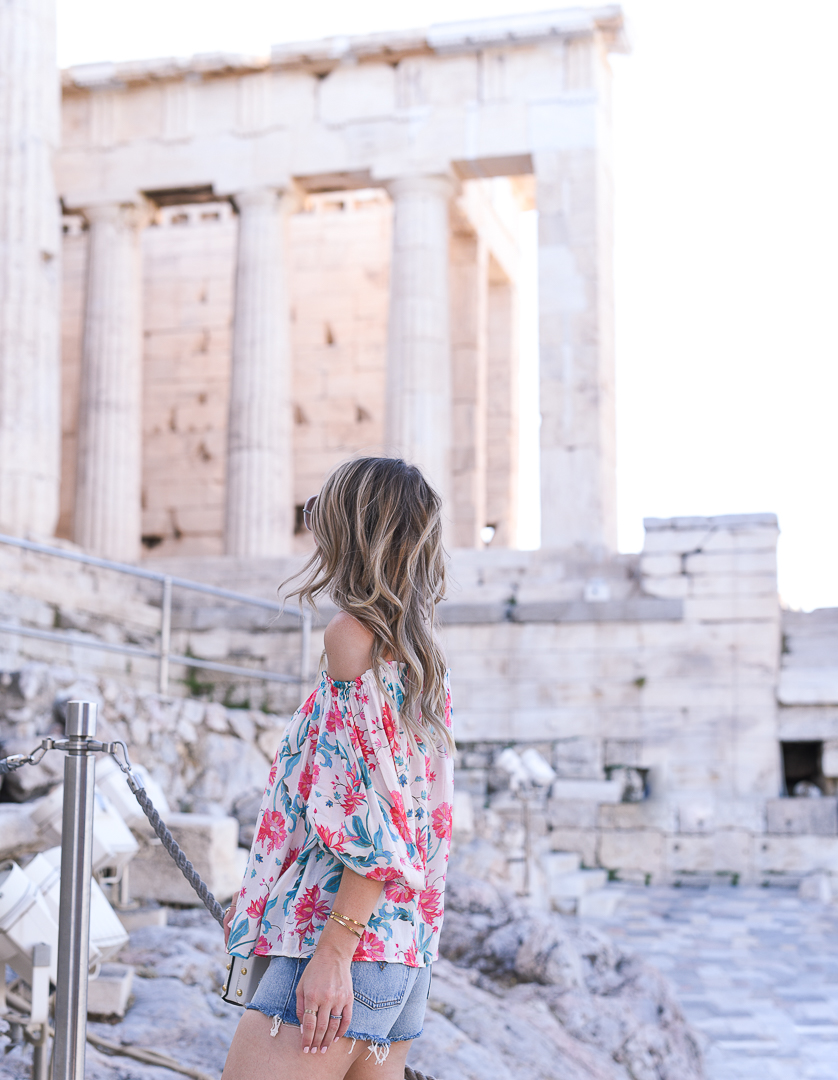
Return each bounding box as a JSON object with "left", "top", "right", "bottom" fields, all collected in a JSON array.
[{"left": 227, "top": 662, "right": 454, "bottom": 967}]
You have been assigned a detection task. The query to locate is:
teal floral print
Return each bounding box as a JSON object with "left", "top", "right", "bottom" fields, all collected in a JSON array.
[{"left": 227, "top": 661, "right": 454, "bottom": 968}]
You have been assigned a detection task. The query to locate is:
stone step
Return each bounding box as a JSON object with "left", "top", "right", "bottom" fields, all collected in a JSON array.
[
  {"left": 547, "top": 868, "right": 608, "bottom": 899},
  {"left": 542, "top": 851, "right": 581, "bottom": 875},
  {"left": 87, "top": 963, "right": 134, "bottom": 1018},
  {"left": 578, "top": 888, "right": 623, "bottom": 919}
]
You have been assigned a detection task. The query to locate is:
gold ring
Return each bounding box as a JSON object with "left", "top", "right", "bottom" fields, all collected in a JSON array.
[{"left": 303, "top": 1008, "right": 317, "bottom": 1015}]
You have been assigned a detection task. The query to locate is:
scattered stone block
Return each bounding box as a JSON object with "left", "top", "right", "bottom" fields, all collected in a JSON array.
[
  {"left": 0, "top": 802, "right": 40, "bottom": 860},
  {"left": 116, "top": 906, "right": 168, "bottom": 932},
  {"left": 799, "top": 871, "right": 832, "bottom": 903},
  {"left": 129, "top": 813, "right": 240, "bottom": 904},
  {"left": 87, "top": 963, "right": 134, "bottom": 1018},
  {"left": 578, "top": 888, "right": 623, "bottom": 919},
  {"left": 547, "top": 868, "right": 607, "bottom": 900}
]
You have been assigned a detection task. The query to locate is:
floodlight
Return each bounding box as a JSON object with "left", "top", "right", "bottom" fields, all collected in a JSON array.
[
  {"left": 0, "top": 861, "right": 58, "bottom": 986},
  {"left": 29, "top": 784, "right": 139, "bottom": 878},
  {"left": 496, "top": 747, "right": 556, "bottom": 790},
  {"left": 496, "top": 747, "right": 530, "bottom": 791},
  {"left": 519, "top": 748, "right": 556, "bottom": 786},
  {"left": 23, "top": 848, "right": 128, "bottom": 967}
]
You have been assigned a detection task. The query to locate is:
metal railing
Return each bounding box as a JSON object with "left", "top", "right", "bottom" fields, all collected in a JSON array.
[{"left": 0, "top": 533, "right": 311, "bottom": 696}]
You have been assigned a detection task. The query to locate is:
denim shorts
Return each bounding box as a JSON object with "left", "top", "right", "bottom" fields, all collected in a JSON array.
[{"left": 246, "top": 956, "right": 431, "bottom": 1053}]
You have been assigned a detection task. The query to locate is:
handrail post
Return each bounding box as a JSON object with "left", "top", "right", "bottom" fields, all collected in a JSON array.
[
  {"left": 158, "top": 575, "right": 172, "bottom": 695},
  {"left": 300, "top": 608, "right": 312, "bottom": 702},
  {"left": 52, "top": 700, "right": 98, "bottom": 1080}
]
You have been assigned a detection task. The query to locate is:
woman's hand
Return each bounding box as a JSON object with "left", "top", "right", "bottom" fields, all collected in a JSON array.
[
  {"left": 295, "top": 942, "right": 354, "bottom": 1054},
  {"left": 223, "top": 892, "right": 239, "bottom": 948}
]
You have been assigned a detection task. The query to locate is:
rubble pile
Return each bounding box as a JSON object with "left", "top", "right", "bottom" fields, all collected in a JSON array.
[
  {"left": 1, "top": 875, "right": 704, "bottom": 1080},
  {"left": 0, "top": 662, "right": 286, "bottom": 828}
]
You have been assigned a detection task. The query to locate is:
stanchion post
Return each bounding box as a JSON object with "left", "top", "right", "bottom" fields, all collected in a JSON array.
[{"left": 52, "top": 700, "right": 98, "bottom": 1080}]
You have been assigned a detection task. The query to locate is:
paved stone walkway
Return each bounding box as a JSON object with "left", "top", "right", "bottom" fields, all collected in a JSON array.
[{"left": 596, "top": 885, "right": 838, "bottom": 1080}]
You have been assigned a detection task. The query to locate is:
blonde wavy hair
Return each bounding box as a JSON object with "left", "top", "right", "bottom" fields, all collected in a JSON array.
[{"left": 284, "top": 457, "right": 452, "bottom": 753}]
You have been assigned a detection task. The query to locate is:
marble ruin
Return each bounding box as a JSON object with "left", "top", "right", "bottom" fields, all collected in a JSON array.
[{"left": 2, "top": 3, "right": 838, "bottom": 910}]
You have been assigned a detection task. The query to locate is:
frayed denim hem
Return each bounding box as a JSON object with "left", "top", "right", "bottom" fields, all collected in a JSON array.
[
  {"left": 344, "top": 1033, "right": 391, "bottom": 1065},
  {"left": 244, "top": 1003, "right": 299, "bottom": 1037}
]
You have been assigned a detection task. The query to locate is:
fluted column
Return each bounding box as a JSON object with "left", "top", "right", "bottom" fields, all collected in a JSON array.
[
  {"left": 536, "top": 146, "right": 617, "bottom": 552},
  {"left": 449, "top": 227, "right": 488, "bottom": 548},
  {"left": 384, "top": 175, "right": 455, "bottom": 506},
  {"left": 224, "top": 188, "right": 293, "bottom": 556},
  {"left": 74, "top": 203, "right": 144, "bottom": 561},
  {"left": 0, "top": 0, "right": 61, "bottom": 535}
]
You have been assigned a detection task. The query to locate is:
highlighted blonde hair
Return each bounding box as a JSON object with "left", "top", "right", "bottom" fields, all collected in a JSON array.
[{"left": 286, "top": 457, "right": 452, "bottom": 752}]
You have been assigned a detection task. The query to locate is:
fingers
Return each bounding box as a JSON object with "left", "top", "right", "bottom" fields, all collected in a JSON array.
[
  {"left": 311, "top": 1007, "right": 331, "bottom": 1054},
  {"left": 295, "top": 995, "right": 353, "bottom": 1054},
  {"left": 336, "top": 1001, "right": 352, "bottom": 1042}
]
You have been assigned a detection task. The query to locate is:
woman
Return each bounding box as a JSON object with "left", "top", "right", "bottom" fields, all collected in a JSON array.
[{"left": 221, "top": 457, "right": 454, "bottom": 1080}]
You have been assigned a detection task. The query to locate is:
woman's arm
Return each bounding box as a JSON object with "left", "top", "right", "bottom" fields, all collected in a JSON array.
[
  {"left": 296, "top": 613, "right": 384, "bottom": 1054},
  {"left": 295, "top": 867, "right": 383, "bottom": 1054}
]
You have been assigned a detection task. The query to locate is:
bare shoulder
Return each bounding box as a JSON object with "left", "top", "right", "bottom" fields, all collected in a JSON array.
[{"left": 324, "top": 611, "right": 375, "bottom": 681}]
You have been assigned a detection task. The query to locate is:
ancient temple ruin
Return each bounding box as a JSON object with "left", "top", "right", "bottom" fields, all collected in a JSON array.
[{"left": 2, "top": 4, "right": 838, "bottom": 898}]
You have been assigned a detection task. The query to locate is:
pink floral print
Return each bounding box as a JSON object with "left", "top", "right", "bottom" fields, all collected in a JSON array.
[{"left": 227, "top": 662, "right": 454, "bottom": 967}]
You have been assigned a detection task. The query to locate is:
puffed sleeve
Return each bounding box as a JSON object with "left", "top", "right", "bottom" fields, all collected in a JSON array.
[{"left": 307, "top": 675, "right": 427, "bottom": 892}]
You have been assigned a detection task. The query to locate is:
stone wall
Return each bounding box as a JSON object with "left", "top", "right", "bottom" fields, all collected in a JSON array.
[{"left": 6, "top": 512, "right": 838, "bottom": 887}]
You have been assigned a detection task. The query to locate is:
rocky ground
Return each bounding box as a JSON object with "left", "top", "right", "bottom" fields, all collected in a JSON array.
[{"left": 0, "top": 873, "right": 703, "bottom": 1080}]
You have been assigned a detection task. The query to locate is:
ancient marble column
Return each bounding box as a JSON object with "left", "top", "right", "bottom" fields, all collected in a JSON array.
[
  {"left": 449, "top": 225, "right": 488, "bottom": 548},
  {"left": 224, "top": 188, "right": 293, "bottom": 556},
  {"left": 535, "top": 146, "right": 617, "bottom": 553},
  {"left": 0, "top": 0, "right": 61, "bottom": 536},
  {"left": 384, "top": 175, "right": 455, "bottom": 507},
  {"left": 74, "top": 203, "right": 144, "bottom": 561},
  {"left": 486, "top": 260, "right": 520, "bottom": 548}
]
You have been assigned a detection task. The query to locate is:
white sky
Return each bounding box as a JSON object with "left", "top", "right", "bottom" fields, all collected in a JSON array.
[{"left": 57, "top": 0, "right": 838, "bottom": 611}]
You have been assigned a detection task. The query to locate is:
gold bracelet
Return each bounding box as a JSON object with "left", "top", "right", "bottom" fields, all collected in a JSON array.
[
  {"left": 330, "top": 910, "right": 367, "bottom": 931},
  {"left": 328, "top": 911, "right": 363, "bottom": 939}
]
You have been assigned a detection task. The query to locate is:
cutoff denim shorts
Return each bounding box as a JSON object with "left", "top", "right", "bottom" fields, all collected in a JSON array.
[{"left": 246, "top": 956, "right": 432, "bottom": 1055}]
